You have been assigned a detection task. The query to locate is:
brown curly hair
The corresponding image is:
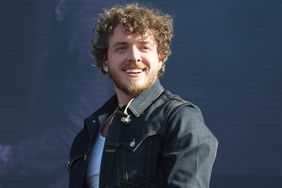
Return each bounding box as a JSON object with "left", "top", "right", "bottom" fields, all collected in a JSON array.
[{"left": 91, "top": 3, "right": 174, "bottom": 76}]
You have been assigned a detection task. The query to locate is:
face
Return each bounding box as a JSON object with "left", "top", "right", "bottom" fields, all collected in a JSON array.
[{"left": 104, "top": 25, "right": 163, "bottom": 103}]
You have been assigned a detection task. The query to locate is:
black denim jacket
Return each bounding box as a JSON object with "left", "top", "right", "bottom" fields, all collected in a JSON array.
[{"left": 68, "top": 80, "right": 218, "bottom": 188}]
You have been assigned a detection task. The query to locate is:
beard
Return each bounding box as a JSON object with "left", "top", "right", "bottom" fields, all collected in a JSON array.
[
  {"left": 116, "top": 80, "right": 147, "bottom": 97},
  {"left": 108, "top": 66, "right": 157, "bottom": 97},
  {"left": 109, "top": 73, "right": 153, "bottom": 97}
]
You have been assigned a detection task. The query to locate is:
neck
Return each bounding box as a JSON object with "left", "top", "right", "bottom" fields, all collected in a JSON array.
[{"left": 115, "top": 88, "right": 134, "bottom": 106}]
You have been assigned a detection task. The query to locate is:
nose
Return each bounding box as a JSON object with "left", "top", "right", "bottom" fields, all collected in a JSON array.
[{"left": 127, "top": 46, "right": 141, "bottom": 62}]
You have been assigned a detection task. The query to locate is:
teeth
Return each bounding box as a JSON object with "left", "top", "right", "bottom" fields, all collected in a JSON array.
[{"left": 126, "top": 69, "right": 143, "bottom": 73}]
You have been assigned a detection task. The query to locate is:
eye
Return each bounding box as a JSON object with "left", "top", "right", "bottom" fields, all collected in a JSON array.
[
  {"left": 115, "top": 45, "right": 127, "bottom": 53},
  {"left": 140, "top": 45, "right": 150, "bottom": 51}
]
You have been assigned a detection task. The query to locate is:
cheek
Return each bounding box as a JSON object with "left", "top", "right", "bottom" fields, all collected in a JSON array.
[{"left": 108, "top": 55, "right": 124, "bottom": 66}]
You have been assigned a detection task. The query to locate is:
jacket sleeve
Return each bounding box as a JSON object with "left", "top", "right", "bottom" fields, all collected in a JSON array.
[{"left": 162, "top": 104, "right": 218, "bottom": 188}]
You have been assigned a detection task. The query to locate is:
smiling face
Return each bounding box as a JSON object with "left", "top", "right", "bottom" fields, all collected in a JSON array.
[{"left": 104, "top": 25, "right": 163, "bottom": 104}]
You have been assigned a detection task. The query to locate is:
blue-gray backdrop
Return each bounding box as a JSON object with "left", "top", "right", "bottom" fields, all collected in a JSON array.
[{"left": 1, "top": 0, "right": 282, "bottom": 187}]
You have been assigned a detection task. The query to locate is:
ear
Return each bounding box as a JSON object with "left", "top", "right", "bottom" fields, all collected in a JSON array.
[
  {"left": 158, "top": 52, "right": 165, "bottom": 68},
  {"left": 158, "top": 52, "right": 165, "bottom": 62},
  {"left": 103, "top": 61, "right": 109, "bottom": 73}
]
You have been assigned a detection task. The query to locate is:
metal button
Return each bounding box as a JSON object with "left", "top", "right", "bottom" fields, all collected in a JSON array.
[{"left": 130, "top": 139, "right": 136, "bottom": 147}]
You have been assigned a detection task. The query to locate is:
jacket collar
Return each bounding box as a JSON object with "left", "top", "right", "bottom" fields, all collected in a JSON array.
[
  {"left": 86, "top": 79, "right": 164, "bottom": 133},
  {"left": 91, "top": 79, "right": 164, "bottom": 121},
  {"left": 128, "top": 79, "right": 164, "bottom": 117}
]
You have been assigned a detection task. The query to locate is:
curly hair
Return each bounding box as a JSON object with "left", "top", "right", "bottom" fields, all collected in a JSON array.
[{"left": 91, "top": 3, "right": 174, "bottom": 76}]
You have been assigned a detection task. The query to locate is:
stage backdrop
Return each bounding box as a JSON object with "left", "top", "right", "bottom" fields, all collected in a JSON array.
[{"left": 1, "top": 0, "right": 282, "bottom": 187}]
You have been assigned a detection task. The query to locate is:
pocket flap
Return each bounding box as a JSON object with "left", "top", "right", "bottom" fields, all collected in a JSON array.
[{"left": 105, "top": 130, "right": 162, "bottom": 152}]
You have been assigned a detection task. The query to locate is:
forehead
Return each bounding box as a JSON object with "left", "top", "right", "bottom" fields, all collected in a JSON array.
[{"left": 109, "top": 25, "right": 156, "bottom": 44}]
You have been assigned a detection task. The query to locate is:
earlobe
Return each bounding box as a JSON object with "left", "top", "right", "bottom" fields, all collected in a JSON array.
[
  {"left": 158, "top": 52, "right": 165, "bottom": 62},
  {"left": 158, "top": 61, "right": 163, "bottom": 70},
  {"left": 103, "top": 61, "right": 109, "bottom": 72}
]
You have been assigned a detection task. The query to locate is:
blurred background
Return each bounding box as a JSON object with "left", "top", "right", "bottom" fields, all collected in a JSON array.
[{"left": 1, "top": 0, "right": 282, "bottom": 187}]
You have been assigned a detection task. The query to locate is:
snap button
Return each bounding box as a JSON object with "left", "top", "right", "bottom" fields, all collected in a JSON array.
[{"left": 130, "top": 139, "right": 136, "bottom": 147}]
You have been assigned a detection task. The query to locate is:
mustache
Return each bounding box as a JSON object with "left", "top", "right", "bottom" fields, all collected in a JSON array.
[{"left": 121, "top": 62, "right": 146, "bottom": 70}]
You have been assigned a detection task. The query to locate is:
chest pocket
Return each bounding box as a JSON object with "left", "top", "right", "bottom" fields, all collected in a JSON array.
[{"left": 104, "top": 130, "right": 162, "bottom": 186}]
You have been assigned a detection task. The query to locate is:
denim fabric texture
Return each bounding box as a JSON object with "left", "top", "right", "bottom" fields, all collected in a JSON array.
[{"left": 68, "top": 80, "right": 218, "bottom": 188}]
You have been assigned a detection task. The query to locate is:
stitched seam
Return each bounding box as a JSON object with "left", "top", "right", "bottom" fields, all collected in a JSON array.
[
  {"left": 122, "top": 149, "right": 129, "bottom": 188},
  {"left": 147, "top": 137, "right": 151, "bottom": 188},
  {"left": 131, "top": 86, "right": 164, "bottom": 116},
  {"left": 68, "top": 154, "right": 85, "bottom": 170},
  {"left": 105, "top": 129, "right": 164, "bottom": 152}
]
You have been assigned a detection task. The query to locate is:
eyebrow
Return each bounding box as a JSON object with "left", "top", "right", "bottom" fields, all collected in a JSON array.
[
  {"left": 138, "top": 40, "right": 152, "bottom": 45},
  {"left": 112, "top": 40, "right": 153, "bottom": 48},
  {"left": 113, "top": 42, "right": 127, "bottom": 48}
]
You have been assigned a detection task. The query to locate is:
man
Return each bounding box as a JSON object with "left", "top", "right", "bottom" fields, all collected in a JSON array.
[{"left": 68, "top": 3, "right": 218, "bottom": 188}]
